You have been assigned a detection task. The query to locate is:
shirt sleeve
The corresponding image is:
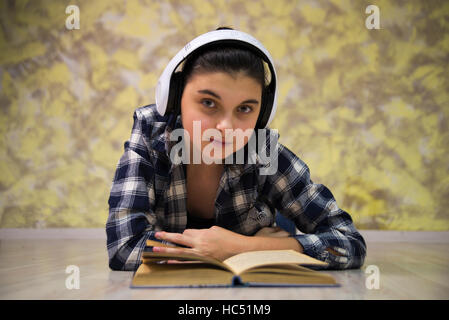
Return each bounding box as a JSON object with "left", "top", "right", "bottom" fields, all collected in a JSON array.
[
  {"left": 106, "top": 109, "right": 161, "bottom": 271},
  {"left": 264, "top": 144, "right": 367, "bottom": 270}
]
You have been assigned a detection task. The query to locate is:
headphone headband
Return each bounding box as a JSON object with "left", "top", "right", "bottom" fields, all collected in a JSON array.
[{"left": 155, "top": 29, "right": 278, "bottom": 128}]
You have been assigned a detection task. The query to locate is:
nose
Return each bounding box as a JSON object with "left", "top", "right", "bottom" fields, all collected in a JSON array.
[
  {"left": 215, "top": 113, "right": 233, "bottom": 132},
  {"left": 215, "top": 115, "right": 234, "bottom": 143}
]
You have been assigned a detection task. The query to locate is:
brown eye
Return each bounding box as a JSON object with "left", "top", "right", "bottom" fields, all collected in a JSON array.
[
  {"left": 201, "top": 99, "right": 215, "bottom": 108},
  {"left": 237, "top": 105, "right": 253, "bottom": 113}
]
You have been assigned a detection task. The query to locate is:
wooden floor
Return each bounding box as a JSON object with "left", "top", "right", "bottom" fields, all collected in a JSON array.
[{"left": 0, "top": 230, "right": 448, "bottom": 299}]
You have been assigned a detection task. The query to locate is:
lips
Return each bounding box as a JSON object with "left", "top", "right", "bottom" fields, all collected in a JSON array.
[{"left": 210, "top": 137, "right": 232, "bottom": 145}]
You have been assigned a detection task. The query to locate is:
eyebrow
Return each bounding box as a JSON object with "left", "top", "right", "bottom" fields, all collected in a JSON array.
[{"left": 198, "top": 89, "right": 259, "bottom": 105}]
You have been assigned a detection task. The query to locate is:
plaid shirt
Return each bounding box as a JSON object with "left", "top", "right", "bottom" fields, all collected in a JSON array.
[{"left": 106, "top": 104, "right": 366, "bottom": 271}]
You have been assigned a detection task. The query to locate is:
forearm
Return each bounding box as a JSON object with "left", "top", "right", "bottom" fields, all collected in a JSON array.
[
  {"left": 154, "top": 227, "right": 305, "bottom": 261},
  {"left": 234, "top": 235, "right": 304, "bottom": 255},
  {"left": 106, "top": 210, "right": 153, "bottom": 271}
]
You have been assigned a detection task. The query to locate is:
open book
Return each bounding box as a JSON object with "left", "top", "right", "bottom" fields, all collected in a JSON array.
[{"left": 131, "top": 240, "right": 338, "bottom": 288}]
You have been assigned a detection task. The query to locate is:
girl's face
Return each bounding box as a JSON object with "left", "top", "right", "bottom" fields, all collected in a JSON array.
[{"left": 180, "top": 71, "right": 262, "bottom": 163}]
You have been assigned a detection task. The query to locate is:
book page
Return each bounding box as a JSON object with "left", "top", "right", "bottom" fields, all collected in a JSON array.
[
  {"left": 142, "top": 251, "right": 230, "bottom": 271},
  {"left": 223, "top": 250, "right": 328, "bottom": 275},
  {"left": 132, "top": 263, "right": 235, "bottom": 287}
]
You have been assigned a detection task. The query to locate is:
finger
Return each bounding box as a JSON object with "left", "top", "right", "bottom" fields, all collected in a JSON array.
[
  {"left": 254, "top": 227, "right": 274, "bottom": 235},
  {"left": 152, "top": 246, "right": 187, "bottom": 254},
  {"left": 266, "top": 226, "right": 283, "bottom": 233},
  {"left": 271, "top": 230, "right": 291, "bottom": 237},
  {"left": 155, "top": 231, "right": 193, "bottom": 247},
  {"left": 255, "top": 227, "right": 281, "bottom": 236},
  {"left": 152, "top": 246, "right": 204, "bottom": 257},
  {"left": 165, "top": 260, "right": 203, "bottom": 264},
  {"left": 182, "top": 228, "right": 200, "bottom": 235}
]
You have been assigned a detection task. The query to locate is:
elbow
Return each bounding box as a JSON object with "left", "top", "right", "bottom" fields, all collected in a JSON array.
[
  {"left": 105, "top": 214, "right": 148, "bottom": 272},
  {"left": 323, "top": 232, "right": 367, "bottom": 270},
  {"left": 350, "top": 231, "right": 367, "bottom": 269},
  {"left": 107, "top": 243, "right": 128, "bottom": 271},
  {"left": 108, "top": 257, "right": 125, "bottom": 271},
  {"left": 335, "top": 234, "right": 367, "bottom": 270},
  {"left": 106, "top": 227, "right": 148, "bottom": 272},
  {"left": 108, "top": 251, "right": 142, "bottom": 271}
]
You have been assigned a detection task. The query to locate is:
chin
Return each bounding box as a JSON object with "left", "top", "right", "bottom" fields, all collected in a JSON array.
[{"left": 201, "top": 143, "right": 247, "bottom": 164}]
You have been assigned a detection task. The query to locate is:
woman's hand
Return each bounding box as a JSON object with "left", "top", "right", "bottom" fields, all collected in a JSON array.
[
  {"left": 154, "top": 226, "right": 247, "bottom": 261},
  {"left": 153, "top": 225, "right": 302, "bottom": 261},
  {"left": 254, "top": 226, "right": 290, "bottom": 238}
]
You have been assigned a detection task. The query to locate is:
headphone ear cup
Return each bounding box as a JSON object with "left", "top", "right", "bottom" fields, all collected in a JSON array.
[
  {"left": 257, "top": 88, "right": 274, "bottom": 129},
  {"left": 166, "top": 72, "right": 185, "bottom": 115}
]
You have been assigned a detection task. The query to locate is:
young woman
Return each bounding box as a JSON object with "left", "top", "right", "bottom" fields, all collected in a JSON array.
[{"left": 106, "top": 28, "right": 366, "bottom": 271}]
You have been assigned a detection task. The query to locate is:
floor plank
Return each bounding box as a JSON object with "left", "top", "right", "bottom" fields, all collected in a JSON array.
[{"left": 0, "top": 237, "right": 448, "bottom": 299}]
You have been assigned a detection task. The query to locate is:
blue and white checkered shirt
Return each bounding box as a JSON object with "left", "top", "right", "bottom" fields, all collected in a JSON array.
[{"left": 106, "top": 104, "right": 366, "bottom": 271}]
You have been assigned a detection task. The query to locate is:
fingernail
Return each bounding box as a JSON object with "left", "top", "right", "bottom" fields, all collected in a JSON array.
[
  {"left": 152, "top": 247, "right": 160, "bottom": 252},
  {"left": 155, "top": 232, "right": 160, "bottom": 238}
]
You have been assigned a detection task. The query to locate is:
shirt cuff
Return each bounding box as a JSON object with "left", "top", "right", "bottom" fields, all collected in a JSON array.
[{"left": 293, "top": 233, "right": 330, "bottom": 266}]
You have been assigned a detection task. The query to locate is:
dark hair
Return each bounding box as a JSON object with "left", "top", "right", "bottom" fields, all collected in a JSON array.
[
  {"left": 181, "top": 45, "right": 266, "bottom": 89},
  {"left": 181, "top": 27, "right": 267, "bottom": 91}
]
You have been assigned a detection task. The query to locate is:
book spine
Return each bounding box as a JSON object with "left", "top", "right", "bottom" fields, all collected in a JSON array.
[{"left": 231, "top": 275, "right": 246, "bottom": 287}]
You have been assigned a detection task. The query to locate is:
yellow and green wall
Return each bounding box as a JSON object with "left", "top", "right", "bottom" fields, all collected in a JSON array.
[{"left": 1, "top": 0, "right": 448, "bottom": 230}]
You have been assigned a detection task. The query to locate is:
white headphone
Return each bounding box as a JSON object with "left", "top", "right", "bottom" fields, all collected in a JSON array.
[{"left": 155, "top": 29, "right": 278, "bottom": 128}]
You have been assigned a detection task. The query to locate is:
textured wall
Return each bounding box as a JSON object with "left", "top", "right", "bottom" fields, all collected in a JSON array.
[{"left": 0, "top": 0, "right": 448, "bottom": 230}]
